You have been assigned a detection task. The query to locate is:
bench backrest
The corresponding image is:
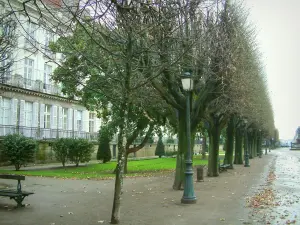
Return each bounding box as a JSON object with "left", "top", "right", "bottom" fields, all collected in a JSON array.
[{"left": 0, "top": 174, "right": 25, "bottom": 180}]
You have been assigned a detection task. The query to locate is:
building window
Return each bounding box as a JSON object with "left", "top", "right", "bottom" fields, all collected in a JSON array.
[
  {"left": 62, "top": 107, "right": 68, "bottom": 130},
  {"left": 24, "top": 101, "right": 33, "bottom": 127},
  {"left": 44, "top": 104, "right": 51, "bottom": 128},
  {"left": 25, "top": 22, "right": 37, "bottom": 47},
  {"left": 77, "top": 110, "right": 82, "bottom": 131},
  {"left": 44, "top": 30, "right": 54, "bottom": 54},
  {"left": 89, "top": 113, "right": 95, "bottom": 132},
  {"left": 0, "top": 98, "right": 11, "bottom": 125},
  {"left": 24, "top": 58, "right": 34, "bottom": 85},
  {"left": 44, "top": 64, "right": 52, "bottom": 89}
]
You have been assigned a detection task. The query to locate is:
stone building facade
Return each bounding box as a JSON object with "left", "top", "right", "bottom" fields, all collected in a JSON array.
[{"left": 0, "top": 0, "right": 101, "bottom": 142}]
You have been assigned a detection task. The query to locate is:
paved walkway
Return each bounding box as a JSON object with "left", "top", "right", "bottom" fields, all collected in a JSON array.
[{"left": 0, "top": 150, "right": 280, "bottom": 225}]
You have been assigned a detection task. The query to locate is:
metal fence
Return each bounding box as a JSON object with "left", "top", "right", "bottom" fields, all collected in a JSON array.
[
  {"left": 0, "top": 125, "right": 98, "bottom": 141},
  {"left": 0, "top": 74, "right": 62, "bottom": 96}
]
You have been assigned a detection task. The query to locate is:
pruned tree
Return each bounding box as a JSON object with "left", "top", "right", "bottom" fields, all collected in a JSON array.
[
  {"left": 155, "top": 134, "right": 165, "bottom": 158},
  {"left": 97, "top": 125, "right": 113, "bottom": 163},
  {"left": 0, "top": 8, "right": 16, "bottom": 80}
]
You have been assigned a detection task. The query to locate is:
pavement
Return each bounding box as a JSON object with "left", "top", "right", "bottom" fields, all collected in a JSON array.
[{"left": 0, "top": 148, "right": 296, "bottom": 225}]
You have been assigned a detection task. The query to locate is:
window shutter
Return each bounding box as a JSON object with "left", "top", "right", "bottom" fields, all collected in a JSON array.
[
  {"left": 32, "top": 102, "right": 39, "bottom": 128},
  {"left": 83, "top": 110, "right": 89, "bottom": 132},
  {"left": 11, "top": 99, "right": 18, "bottom": 126},
  {"left": 51, "top": 105, "right": 57, "bottom": 129},
  {"left": 19, "top": 100, "right": 25, "bottom": 128},
  {"left": 73, "top": 109, "right": 77, "bottom": 131},
  {"left": 0, "top": 96, "right": 2, "bottom": 123},
  {"left": 67, "top": 108, "right": 73, "bottom": 130},
  {"left": 95, "top": 117, "right": 101, "bottom": 132},
  {"left": 58, "top": 107, "right": 63, "bottom": 129},
  {"left": 0, "top": 96, "right": 2, "bottom": 135},
  {"left": 40, "top": 103, "right": 45, "bottom": 128}
]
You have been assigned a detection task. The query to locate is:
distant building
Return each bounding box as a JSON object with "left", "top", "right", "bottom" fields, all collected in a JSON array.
[{"left": 0, "top": 0, "right": 101, "bottom": 141}]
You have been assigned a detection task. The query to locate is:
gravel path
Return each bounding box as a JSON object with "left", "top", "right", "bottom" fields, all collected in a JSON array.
[{"left": 0, "top": 151, "right": 276, "bottom": 225}]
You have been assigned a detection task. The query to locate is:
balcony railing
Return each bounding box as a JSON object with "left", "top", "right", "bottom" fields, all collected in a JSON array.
[
  {"left": 0, "top": 125, "right": 98, "bottom": 141},
  {"left": 0, "top": 74, "right": 62, "bottom": 96}
]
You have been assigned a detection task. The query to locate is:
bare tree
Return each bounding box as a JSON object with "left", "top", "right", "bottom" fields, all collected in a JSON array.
[{"left": 0, "top": 8, "right": 16, "bottom": 80}]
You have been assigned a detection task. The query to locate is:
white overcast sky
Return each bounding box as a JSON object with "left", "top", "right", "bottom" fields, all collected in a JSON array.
[{"left": 243, "top": 0, "right": 300, "bottom": 140}]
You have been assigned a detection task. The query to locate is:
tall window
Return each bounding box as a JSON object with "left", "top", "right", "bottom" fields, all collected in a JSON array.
[
  {"left": 62, "top": 108, "right": 68, "bottom": 130},
  {"left": 77, "top": 110, "right": 82, "bottom": 131},
  {"left": 44, "top": 30, "right": 54, "bottom": 54},
  {"left": 44, "top": 104, "right": 51, "bottom": 128},
  {"left": 24, "top": 58, "right": 34, "bottom": 85},
  {"left": 0, "top": 98, "right": 11, "bottom": 125},
  {"left": 24, "top": 101, "right": 33, "bottom": 127},
  {"left": 25, "top": 22, "right": 37, "bottom": 46},
  {"left": 44, "top": 64, "right": 52, "bottom": 89},
  {"left": 89, "top": 113, "right": 95, "bottom": 132}
]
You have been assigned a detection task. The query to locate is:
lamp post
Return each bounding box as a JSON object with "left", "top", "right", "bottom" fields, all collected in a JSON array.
[
  {"left": 244, "top": 120, "right": 250, "bottom": 167},
  {"left": 181, "top": 72, "right": 197, "bottom": 204}
]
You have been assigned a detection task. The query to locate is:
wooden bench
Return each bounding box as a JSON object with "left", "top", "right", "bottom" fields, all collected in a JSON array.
[
  {"left": 219, "top": 164, "right": 231, "bottom": 172},
  {"left": 0, "top": 174, "right": 34, "bottom": 207}
]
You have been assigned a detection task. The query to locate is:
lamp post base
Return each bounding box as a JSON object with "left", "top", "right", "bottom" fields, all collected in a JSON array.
[
  {"left": 181, "top": 197, "right": 197, "bottom": 204},
  {"left": 181, "top": 160, "right": 197, "bottom": 204}
]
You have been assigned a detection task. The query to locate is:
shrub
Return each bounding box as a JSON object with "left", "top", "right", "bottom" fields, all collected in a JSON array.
[
  {"left": 2, "top": 134, "right": 37, "bottom": 171},
  {"left": 68, "top": 139, "right": 93, "bottom": 167},
  {"left": 155, "top": 136, "right": 165, "bottom": 158},
  {"left": 97, "top": 126, "right": 112, "bottom": 163},
  {"left": 52, "top": 138, "right": 72, "bottom": 167}
]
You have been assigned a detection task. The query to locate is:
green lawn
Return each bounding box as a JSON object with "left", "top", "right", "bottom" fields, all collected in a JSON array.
[{"left": 0, "top": 157, "right": 209, "bottom": 180}]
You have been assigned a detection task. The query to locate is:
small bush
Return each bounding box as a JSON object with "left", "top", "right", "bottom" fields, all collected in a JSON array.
[
  {"left": 97, "top": 126, "right": 112, "bottom": 163},
  {"left": 52, "top": 138, "right": 72, "bottom": 167},
  {"left": 155, "top": 136, "right": 165, "bottom": 158},
  {"left": 2, "top": 134, "right": 37, "bottom": 171},
  {"left": 68, "top": 139, "right": 93, "bottom": 167}
]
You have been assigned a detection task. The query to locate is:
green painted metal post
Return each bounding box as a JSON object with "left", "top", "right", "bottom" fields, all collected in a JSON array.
[{"left": 181, "top": 92, "right": 197, "bottom": 204}]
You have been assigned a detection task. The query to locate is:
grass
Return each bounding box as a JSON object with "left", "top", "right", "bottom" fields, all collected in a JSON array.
[{"left": 0, "top": 157, "right": 210, "bottom": 180}]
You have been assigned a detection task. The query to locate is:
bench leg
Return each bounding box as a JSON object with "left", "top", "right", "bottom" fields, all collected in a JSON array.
[{"left": 10, "top": 196, "right": 26, "bottom": 207}]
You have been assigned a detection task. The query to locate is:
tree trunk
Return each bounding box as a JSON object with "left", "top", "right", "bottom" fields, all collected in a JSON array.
[
  {"left": 124, "top": 153, "right": 129, "bottom": 174},
  {"left": 207, "top": 121, "right": 220, "bottom": 177},
  {"left": 248, "top": 132, "right": 253, "bottom": 159},
  {"left": 201, "top": 135, "right": 207, "bottom": 159},
  {"left": 253, "top": 131, "right": 257, "bottom": 157},
  {"left": 173, "top": 110, "right": 187, "bottom": 190},
  {"left": 223, "top": 117, "right": 234, "bottom": 168},
  {"left": 234, "top": 128, "right": 243, "bottom": 164},
  {"left": 15, "top": 164, "right": 21, "bottom": 171},
  {"left": 110, "top": 105, "right": 127, "bottom": 224}
]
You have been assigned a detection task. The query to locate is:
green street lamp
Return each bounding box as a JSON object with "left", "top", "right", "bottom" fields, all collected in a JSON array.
[
  {"left": 244, "top": 120, "right": 250, "bottom": 167},
  {"left": 181, "top": 72, "right": 197, "bottom": 204}
]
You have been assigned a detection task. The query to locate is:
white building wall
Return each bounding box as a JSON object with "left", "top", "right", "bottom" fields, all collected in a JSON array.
[{"left": 0, "top": 0, "right": 101, "bottom": 140}]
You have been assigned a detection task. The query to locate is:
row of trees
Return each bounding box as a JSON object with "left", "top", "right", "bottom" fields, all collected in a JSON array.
[{"left": 9, "top": 0, "right": 275, "bottom": 223}]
